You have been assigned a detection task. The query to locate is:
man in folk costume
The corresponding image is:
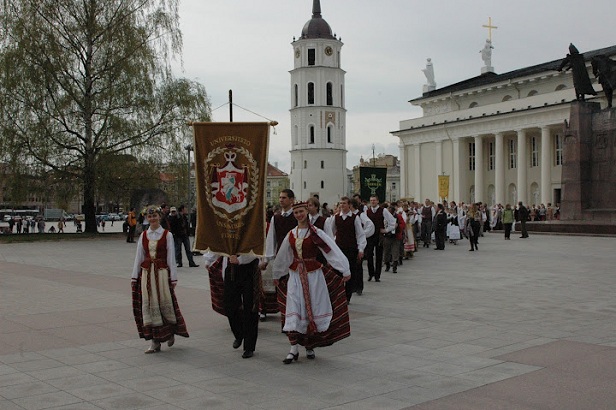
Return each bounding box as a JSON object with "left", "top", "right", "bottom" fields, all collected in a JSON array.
[
  {"left": 420, "top": 199, "right": 435, "bottom": 248},
  {"left": 131, "top": 206, "right": 189, "bottom": 353},
  {"left": 204, "top": 252, "right": 261, "bottom": 359},
  {"left": 364, "top": 195, "right": 396, "bottom": 282},
  {"left": 325, "top": 196, "right": 366, "bottom": 302},
  {"left": 273, "top": 201, "right": 351, "bottom": 364},
  {"left": 350, "top": 197, "right": 374, "bottom": 295},
  {"left": 307, "top": 196, "right": 327, "bottom": 230},
  {"left": 259, "top": 189, "right": 297, "bottom": 320}
]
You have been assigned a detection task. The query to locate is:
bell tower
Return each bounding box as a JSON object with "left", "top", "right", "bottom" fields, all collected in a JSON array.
[{"left": 289, "top": 0, "right": 347, "bottom": 205}]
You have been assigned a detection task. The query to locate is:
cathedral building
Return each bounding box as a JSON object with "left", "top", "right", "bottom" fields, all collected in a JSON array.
[
  {"left": 289, "top": 0, "right": 348, "bottom": 205},
  {"left": 392, "top": 45, "right": 616, "bottom": 207}
]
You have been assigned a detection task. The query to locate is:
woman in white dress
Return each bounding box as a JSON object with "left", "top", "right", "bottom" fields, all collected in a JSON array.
[
  {"left": 131, "top": 206, "right": 188, "bottom": 353},
  {"left": 273, "top": 202, "right": 351, "bottom": 364}
]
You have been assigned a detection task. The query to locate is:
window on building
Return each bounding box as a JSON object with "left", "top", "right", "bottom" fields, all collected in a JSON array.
[
  {"left": 555, "top": 134, "right": 563, "bottom": 166},
  {"left": 320, "top": 160, "right": 324, "bottom": 169},
  {"left": 309, "top": 126, "right": 315, "bottom": 144},
  {"left": 308, "top": 48, "right": 315, "bottom": 66},
  {"left": 326, "top": 82, "right": 333, "bottom": 105},
  {"left": 266, "top": 191, "right": 271, "bottom": 199},
  {"left": 320, "top": 181, "right": 324, "bottom": 189},
  {"left": 392, "top": 182, "right": 396, "bottom": 190},
  {"left": 469, "top": 142, "right": 476, "bottom": 171},
  {"left": 531, "top": 136, "right": 539, "bottom": 167},
  {"left": 292, "top": 161, "right": 295, "bottom": 169},
  {"left": 294, "top": 84, "right": 298, "bottom": 107},
  {"left": 527, "top": 90, "right": 538, "bottom": 97},
  {"left": 469, "top": 102, "right": 478, "bottom": 108},
  {"left": 509, "top": 139, "right": 517, "bottom": 169},
  {"left": 555, "top": 84, "right": 567, "bottom": 91},
  {"left": 303, "top": 181, "right": 307, "bottom": 189},
  {"left": 267, "top": 181, "right": 271, "bottom": 187},
  {"left": 340, "top": 84, "right": 344, "bottom": 107},
  {"left": 488, "top": 142, "right": 495, "bottom": 171},
  {"left": 327, "top": 126, "right": 332, "bottom": 143},
  {"left": 304, "top": 160, "right": 307, "bottom": 169},
  {"left": 308, "top": 82, "right": 314, "bottom": 104},
  {"left": 502, "top": 95, "right": 513, "bottom": 102}
]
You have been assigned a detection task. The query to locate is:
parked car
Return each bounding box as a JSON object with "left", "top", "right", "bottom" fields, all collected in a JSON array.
[{"left": 107, "top": 213, "right": 121, "bottom": 221}]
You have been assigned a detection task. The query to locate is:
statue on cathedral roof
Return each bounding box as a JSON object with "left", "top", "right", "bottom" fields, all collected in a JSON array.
[
  {"left": 480, "top": 39, "right": 494, "bottom": 69},
  {"left": 422, "top": 58, "right": 436, "bottom": 92},
  {"left": 557, "top": 43, "right": 597, "bottom": 102}
]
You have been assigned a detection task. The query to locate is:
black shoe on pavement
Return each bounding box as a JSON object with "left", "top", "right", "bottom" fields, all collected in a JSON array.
[
  {"left": 189, "top": 263, "right": 199, "bottom": 267},
  {"left": 177, "top": 264, "right": 183, "bottom": 268},
  {"left": 242, "top": 350, "right": 254, "bottom": 359},
  {"left": 233, "top": 339, "right": 242, "bottom": 349}
]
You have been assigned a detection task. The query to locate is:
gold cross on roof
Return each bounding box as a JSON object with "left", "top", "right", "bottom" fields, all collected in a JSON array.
[{"left": 482, "top": 17, "right": 498, "bottom": 41}]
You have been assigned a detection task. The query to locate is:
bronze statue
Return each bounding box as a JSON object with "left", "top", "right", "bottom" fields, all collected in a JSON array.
[
  {"left": 591, "top": 55, "right": 616, "bottom": 108},
  {"left": 558, "top": 43, "right": 597, "bottom": 102}
]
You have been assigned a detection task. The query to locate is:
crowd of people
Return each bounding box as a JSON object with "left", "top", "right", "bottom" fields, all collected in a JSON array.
[{"left": 130, "top": 192, "right": 545, "bottom": 361}]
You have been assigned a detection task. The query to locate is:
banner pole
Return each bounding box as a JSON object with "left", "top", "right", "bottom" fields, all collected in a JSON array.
[{"left": 229, "top": 90, "right": 233, "bottom": 122}]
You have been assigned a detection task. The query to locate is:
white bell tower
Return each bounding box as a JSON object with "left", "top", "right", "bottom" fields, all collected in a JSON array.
[{"left": 289, "top": 0, "right": 347, "bottom": 206}]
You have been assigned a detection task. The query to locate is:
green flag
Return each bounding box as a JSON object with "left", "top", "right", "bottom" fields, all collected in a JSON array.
[{"left": 360, "top": 167, "right": 387, "bottom": 202}]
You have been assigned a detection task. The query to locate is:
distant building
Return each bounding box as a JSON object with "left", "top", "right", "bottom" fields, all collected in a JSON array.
[
  {"left": 392, "top": 45, "right": 616, "bottom": 206},
  {"left": 266, "top": 162, "right": 290, "bottom": 206},
  {"left": 352, "top": 154, "right": 400, "bottom": 203}
]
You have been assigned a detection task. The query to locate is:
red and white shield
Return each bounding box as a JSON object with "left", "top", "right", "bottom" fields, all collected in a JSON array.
[{"left": 211, "top": 152, "right": 248, "bottom": 213}]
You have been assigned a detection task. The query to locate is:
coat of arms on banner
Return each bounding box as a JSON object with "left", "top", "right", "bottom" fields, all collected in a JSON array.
[
  {"left": 364, "top": 174, "right": 383, "bottom": 195},
  {"left": 205, "top": 145, "right": 259, "bottom": 220}
]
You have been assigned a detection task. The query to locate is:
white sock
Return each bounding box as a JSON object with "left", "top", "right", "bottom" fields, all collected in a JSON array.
[{"left": 289, "top": 345, "right": 299, "bottom": 355}]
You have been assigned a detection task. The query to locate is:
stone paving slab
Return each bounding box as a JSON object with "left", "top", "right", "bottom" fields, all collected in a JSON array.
[{"left": 1, "top": 233, "right": 615, "bottom": 409}]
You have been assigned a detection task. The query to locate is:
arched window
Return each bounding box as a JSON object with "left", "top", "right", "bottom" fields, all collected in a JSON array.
[
  {"left": 320, "top": 160, "right": 324, "bottom": 169},
  {"left": 308, "top": 82, "right": 314, "bottom": 104},
  {"left": 327, "top": 126, "right": 332, "bottom": 143},
  {"left": 321, "top": 181, "right": 324, "bottom": 189},
  {"left": 469, "top": 102, "right": 478, "bottom": 108},
  {"left": 309, "top": 125, "right": 315, "bottom": 144},
  {"left": 555, "top": 84, "right": 567, "bottom": 91},
  {"left": 294, "top": 84, "right": 298, "bottom": 107},
  {"left": 293, "top": 125, "right": 299, "bottom": 146},
  {"left": 502, "top": 95, "right": 513, "bottom": 102},
  {"left": 340, "top": 84, "right": 344, "bottom": 107},
  {"left": 304, "top": 160, "right": 307, "bottom": 169},
  {"left": 527, "top": 90, "right": 538, "bottom": 97},
  {"left": 326, "top": 82, "right": 333, "bottom": 105}
]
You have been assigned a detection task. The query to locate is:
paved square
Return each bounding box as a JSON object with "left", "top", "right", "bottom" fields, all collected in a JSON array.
[{"left": 1, "top": 232, "right": 615, "bottom": 409}]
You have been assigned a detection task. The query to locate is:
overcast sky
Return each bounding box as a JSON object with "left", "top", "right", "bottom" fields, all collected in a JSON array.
[{"left": 174, "top": 0, "right": 615, "bottom": 173}]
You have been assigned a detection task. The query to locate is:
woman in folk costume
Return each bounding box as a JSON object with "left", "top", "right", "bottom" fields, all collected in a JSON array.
[
  {"left": 273, "top": 201, "right": 351, "bottom": 364},
  {"left": 131, "top": 206, "right": 189, "bottom": 353}
]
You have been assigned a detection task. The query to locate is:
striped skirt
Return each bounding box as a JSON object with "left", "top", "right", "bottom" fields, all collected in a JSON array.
[
  {"left": 277, "top": 265, "right": 350, "bottom": 349},
  {"left": 131, "top": 269, "right": 189, "bottom": 342}
]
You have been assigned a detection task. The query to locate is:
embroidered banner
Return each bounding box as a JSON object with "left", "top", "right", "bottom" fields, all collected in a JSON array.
[
  {"left": 438, "top": 175, "right": 450, "bottom": 200},
  {"left": 359, "top": 166, "right": 387, "bottom": 203},
  {"left": 192, "top": 122, "right": 269, "bottom": 256}
]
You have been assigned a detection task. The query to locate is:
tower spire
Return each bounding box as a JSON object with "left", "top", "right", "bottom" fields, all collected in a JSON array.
[{"left": 312, "top": 0, "right": 322, "bottom": 18}]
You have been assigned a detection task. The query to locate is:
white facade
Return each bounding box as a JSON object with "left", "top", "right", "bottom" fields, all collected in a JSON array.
[
  {"left": 393, "top": 45, "right": 616, "bottom": 207},
  {"left": 289, "top": 1, "right": 347, "bottom": 205}
]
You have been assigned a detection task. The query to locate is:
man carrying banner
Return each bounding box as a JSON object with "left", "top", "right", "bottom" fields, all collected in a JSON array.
[
  {"left": 259, "top": 189, "right": 297, "bottom": 320},
  {"left": 365, "top": 195, "right": 396, "bottom": 282}
]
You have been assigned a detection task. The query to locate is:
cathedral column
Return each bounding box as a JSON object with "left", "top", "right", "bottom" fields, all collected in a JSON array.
[
  {"left": 452, "top": 138, "right": 461, "bottom": 202},
  {"left": 494, "top": 132, "right": 505, "bottom": 205},
  {"left": 399, "top": 142, "right": 407, "bottom": 198},
  {"left": 414, "top": 143, "right": 421, "bottom": 201},
  {"left": 474, "top": 135, "right": 484, "bottom": 203},
  {"left": 516, "top": 129, "right": 528, "bottom": 204},
  {"left": 540, "top": 126, "right": 552, "bottom": 205},
  {"left": 435, "top": 140, "right": 443, "bottom": 200}
]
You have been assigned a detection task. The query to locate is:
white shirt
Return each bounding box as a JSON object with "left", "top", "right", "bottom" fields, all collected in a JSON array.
[
  {"left": 353, "top": 209, "right": 375, "bottom": 238},
  {"left": 203, "top": 251, "right": 259, "bottom": 279},
  {"left": 325, "top": 211, "right": 367, "bottom": 252},
  {"left": 131, "top": 226, "right": 177, "bottom": 280},
  {"left": 264, "top": 209, "right": 294, "bottom": 262}
]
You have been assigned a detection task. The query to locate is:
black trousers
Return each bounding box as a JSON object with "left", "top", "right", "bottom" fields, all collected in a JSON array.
[
  {"left": 174, "top": 235, "right": 196, "bottom": 266},
  {"left": 504, "top": 223, "right": 513, "bottom": 238},
  {"left": 365, "top": 235, "right": 383, "bottom": 279},
  {"left": 520, "top": 220, "right": 529, "bottom": 238},
  {"left": 340, "top": 247, "right": 360, "bottom": 301},
  {"left": 434, "top": 228, "right": 446, "bottom": 250},
  {"left": 223, "top": 260, "right": 259, "bottom": 352},
  {"left": 421, "top": 220, "right": 432, "bottom": 245}
]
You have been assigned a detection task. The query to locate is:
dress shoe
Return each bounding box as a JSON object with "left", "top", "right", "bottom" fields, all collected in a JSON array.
[
  {"left": 242, "top": 350, "right": 254, "bottom": 359},
  {"left": 469, "top": 248, "right": 474, "bottom": 251},
  {"left": 306, "top": 349, "right": 315, "bottom": 359},
  {"left": 375, "top": 278, "right": 381, "bottom": 282},
  {"left": 145, "top": 341, "right": 161, "bottom": 354},
  {"left": 259, "top": 313, "right": 267, "bottom": 322},
  {"left": 385, "top": 263, "right": 390, "bottom": 272},
  {"left": 167, "top": 335, "right": 175, "bottom": 347},
  {"left": 356, "top": 290, "right": 363, "bottom": 295},
  {"left": 176, "top": 264, "right": 183, "bottom": 268},
  {"left": 283, "top": 352, "right": 299, "bottom": 364},
  {"left": 189, "top": 263, "right": 199, "bottom": 267},
  {"left": 233, "top": 339, "right": 242, "bottom": 349},
  {"left": 368, "top": 276, "right": 373, "bottom": 282}
]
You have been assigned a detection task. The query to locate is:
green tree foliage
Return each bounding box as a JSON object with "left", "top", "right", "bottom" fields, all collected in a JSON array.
[{"left": 0, "top": 0, "right": 211, "bottom": 232}]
